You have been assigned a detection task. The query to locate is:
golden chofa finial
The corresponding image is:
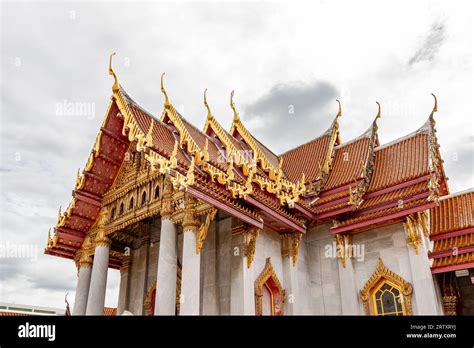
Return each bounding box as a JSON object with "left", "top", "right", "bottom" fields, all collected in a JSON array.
[
  {"left": 109, "top": 52, "right": 119, "bottom": 93},
  {"left": 57, "top": 206, "right": 62, "bottom": 224},
  {"left": 230, "top": 90, "right": 240, "bottom": 122},
  {"left": 204, "top": 88, "right": 212, "bottom": 119},
  {"left": 161, "top": 73, "right": 170, "bottom": 106},
  {"left": 430, "top": 93, "right": 438, "bottom": 116},
  {"left": 375, "top": 101, "right": 381, "bottom": 121},
  {"left": 336, "top": 99, "right": 342, "bottom": 118}
]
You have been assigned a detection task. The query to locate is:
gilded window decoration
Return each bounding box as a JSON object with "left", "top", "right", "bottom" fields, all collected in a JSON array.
[
  {"left": 360, "top": 258, "right": 413, "bottom": 316},
  {"left": 255, "top": 257, "right": 285, "bottom": 316}
]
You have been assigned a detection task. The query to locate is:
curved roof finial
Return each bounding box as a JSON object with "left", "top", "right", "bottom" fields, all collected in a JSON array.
[
  {"left": 204, "top": 88, "right": 212, "bottom": 119},
  {"left": 109, "top": 52, "right": 120, "bottom": 93},
  {"left": 230, "top": 90, "right": 240, "bottom": 122},
  {"left": 430, "top": 93, "right": 438, "bottom": 116},
  {"left": 375, "top": 101, "right": 381, "bottom": 121},
  {"left": 161, "top": 73, "right": 170, "bottom": 106},
  {"left": 336, "top": 99, "right": 342, "bottom": 118}
]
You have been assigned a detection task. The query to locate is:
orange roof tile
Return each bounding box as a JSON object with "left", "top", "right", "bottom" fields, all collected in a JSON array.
[
  {"left": 432, "top": 252, "right": 474, "bottom": 269},
  {"left": 432, "top": 233, "right": 474, "bottom": 253},
  {"left": 280, "top": 134, "right": 331, "bottom": 183},
  {"left": 430, "top": 190, "right": 474, "bottom": 236},
  {"left": 359, "top": 180, "right": 429, "bottom": 210},
  {"left": 323, "top": 137, "right": 371, "bottom": 191},
  {"left": 103, "top": 307, "right": 117, "bottom": 316},
  {"left": 336, "top": 198, "right": 428, "bottom": 228},
  {"left": 0, "top": 312, "right": 32, "bottom": 316},
  {"left": 368, "top": 132, "right": 430, "bottom": 193}
]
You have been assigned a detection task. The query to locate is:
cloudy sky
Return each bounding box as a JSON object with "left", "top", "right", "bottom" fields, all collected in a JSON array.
[{"left": 0, "top": 0, "right": 472, "bottom": 310}]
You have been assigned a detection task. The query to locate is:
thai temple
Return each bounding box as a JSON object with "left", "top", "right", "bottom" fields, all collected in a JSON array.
[{"left": 45, "top": 54, "right": 474, "bottom": 316}]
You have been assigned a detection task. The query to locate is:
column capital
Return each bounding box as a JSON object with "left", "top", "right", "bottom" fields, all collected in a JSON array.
[
  {"left": 182, "top": 194, "right": 199, "bottom": 233},
  {"left": 94, "top": 229, "right": 112, "bottom": 248},
  {"left": 78, "top": 251, "right": 93, "bottom": 268},
  {"left": 161, "top": 177, "right": 175, "bottom": 219}
]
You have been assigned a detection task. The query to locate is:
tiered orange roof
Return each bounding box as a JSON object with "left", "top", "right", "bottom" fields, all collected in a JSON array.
[
  {"left": 46, "top": 55, "right": 456, "bottom": 268},
  {"left": 331, "top": 113, "right": 448, "bottom": 234},
  {"left": 429, "top": 189, "right": 474, "bottom": 274}
]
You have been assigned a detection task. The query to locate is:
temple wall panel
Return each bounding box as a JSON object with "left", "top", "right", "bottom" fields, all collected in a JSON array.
[
  {"left": 294, "top": 235, "right": 313, "bottom": 314},
  {"left": 253, "top": 229, "right": 284, "bottom": 288},
  {"left": 306, "top": 223, "right": 342, "bottom": 314}
]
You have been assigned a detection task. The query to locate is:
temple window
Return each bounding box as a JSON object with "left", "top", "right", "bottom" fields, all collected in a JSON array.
[
  {"left": 141, "top": 191, "right": 147, "bottom": 205},
  {"left": 360, "top": 258, "right": 413, "bottom": 316},
  {"left": 372, "top": 281, "right": 405, "bottom": 316},
  {"left": 129, "top": 197, "right": 134, "bottom": 210},
  {"left": 154, "top": 185, "right": 160, "bottom": 199},
  {"left": 119, "top": 202, "right": 124, "bottom": 216},
  {"left": 255, "top": 258, "right": 285, "bottom": 316},
  {"left": 110, "top": 208, "right": 115, "bottom": 220}
]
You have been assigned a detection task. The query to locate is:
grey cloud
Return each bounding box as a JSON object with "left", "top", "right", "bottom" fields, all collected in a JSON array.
[
  {"left": 243, "top": 80, "right": 339, "bottom": 153},
  {"left": 408, "top": 21, "right": 446, "bottom": 65}
]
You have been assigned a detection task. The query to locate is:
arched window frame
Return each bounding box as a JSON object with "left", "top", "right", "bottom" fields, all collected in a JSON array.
[
  {"left": 255, "top": 257, "right": 285, "bottom": 316},
  {"left": 359, "top": 258, "right": 413, "bottom": 316}
]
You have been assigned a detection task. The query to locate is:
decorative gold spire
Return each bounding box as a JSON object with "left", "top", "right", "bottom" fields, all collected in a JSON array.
[
  {"left": 230, "top": 90, "right": 239, "bottom": 122},
  {"left": 57, "top": 206, "right": 62, "bottom": 225},
  {"left": 375, "top": 101, "right": 381, "bottom": 121},
  {"left": 161, "top": 73, "right": 170, "bottom": 106},
  {"left": 204, "top": 88, "right": 212, "bottom": 119},
  {"left": 430, "top": 93, "right": 438, "bottom": 117},
  {"left": 336, "top": 99, "right": 342, "bottom": 118},
  {"left": 108, "top": 52, "right": 119, "bottom": 93}
]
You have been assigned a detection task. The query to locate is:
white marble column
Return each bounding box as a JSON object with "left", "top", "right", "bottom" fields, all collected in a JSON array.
[
  {"left": 85, "top": 231, "right": 111, "bottom": 315},
  {"left": 337, "top": 258, "right": 360, "bottom": 315},
  {"left": 72, "top": 255, "right": 92, "bottom": 315},
  {"left": 407, "top": 239, "right": 442, "bottom": 315},
  {"left": 154, "top": 217, "right": 178, "bottom": 315},
  {"left": 117, "top": 257, "right": 130, "bottom": 315},
  {"left": 230, "top": 231, "right": 256, "bottom": 315},
  {"left": 282, "top": 256, "right": 300, "bottom": 315},
  {"left": 180, "top": 228, "right": 201, "bottom": 315},
  {"left": 179, "top": 195, "right": 201, "bottom": 315}
]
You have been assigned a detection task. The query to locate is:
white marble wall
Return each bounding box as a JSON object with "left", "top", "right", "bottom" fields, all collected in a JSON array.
[{"left": 305, "top": 223, "right": 342, "bottom": 314}]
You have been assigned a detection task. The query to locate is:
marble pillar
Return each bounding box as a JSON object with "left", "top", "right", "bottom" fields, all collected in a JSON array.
[
  {"left": 179, "top": 195, "right": 201, "bottom": 315},
  {"left": 337, "top": 257, "right": 360, "bottom": 315},
  {"left": 85, "top": 232, "right": 111, "bottom": 315},
  {"left": 117, "top": 257, "right": 130, "bottom": 315},
  {"left": 72, "top": 256, "right": 92, "bottom": 315},
  {"left": 230, "top": 232, "right": 256, "bottom": 315},
  {"left": 154, "top": 217, "right": 178, "bottom": 315},
  {"left": 282, "top": 256, "right": 300, "bottom": 315},
  {"left": 407, "top": 240, "right": 441, "bottom": 315},
  {"left": 180, "top": 229, "right": 201, "bottom": 315}
]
